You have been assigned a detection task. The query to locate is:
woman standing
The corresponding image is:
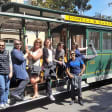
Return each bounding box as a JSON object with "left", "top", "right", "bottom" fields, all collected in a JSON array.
[
  {"left": 43, "top": 38, "right": 56, "bottom": 101},
  {"left": 66, "top": 51, "right": 85, "bottom": 105},
  {"left": 11, "top": 40, "right": 29, "bottom": 101},
  {"left": 27, "top": 38, "right": 43, "bottom": 99}
]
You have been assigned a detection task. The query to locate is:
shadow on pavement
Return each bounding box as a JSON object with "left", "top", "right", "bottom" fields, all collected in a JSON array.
[
  {"left": 80, "top": 82, "right": 112, "bottom": 112},
  {"left": 1, "top": 79, "right": 112, "bottom": 112}
]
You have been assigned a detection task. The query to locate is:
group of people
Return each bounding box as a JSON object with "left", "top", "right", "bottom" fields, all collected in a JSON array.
[{"left": 0, "top": 38, "right": 97, "bottom": 109}]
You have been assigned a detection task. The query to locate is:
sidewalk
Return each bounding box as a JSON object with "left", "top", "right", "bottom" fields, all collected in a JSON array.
[
  {"left": 27, "top": 83, "right": 112, "bottom": 112},
  {"left": 4, "top": 82, "right": 112, "bottom": 112}
]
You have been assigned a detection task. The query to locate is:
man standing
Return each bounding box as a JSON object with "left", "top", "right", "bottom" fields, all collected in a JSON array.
[
  {"left": 11, "top": 40, "right": 29, "bottom": 101},
  {"left": 0, "top": 40, "right": 13, "bottom": 109}
]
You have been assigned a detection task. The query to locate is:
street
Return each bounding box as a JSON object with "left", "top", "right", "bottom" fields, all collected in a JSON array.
[{"left": 3, "top": 81, "right": 112, "bottom": 112}]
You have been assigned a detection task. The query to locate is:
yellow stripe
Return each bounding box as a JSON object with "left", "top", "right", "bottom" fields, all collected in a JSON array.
[
  {"left": 98, "top": 54, "right": 112, "bottom": 55},
  {"left": 65, "top": 15, "right": 112, "bottom": 27},
  {"left": 86, "top": 69, "right": 112, "bottom": 75}
]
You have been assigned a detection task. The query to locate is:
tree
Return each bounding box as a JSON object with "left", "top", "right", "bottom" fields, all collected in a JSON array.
[
  {"left": 33, "top": 0, "right": 92, "bottom": 14},
  {"left": 75, "top": 0, "right": 92, "bottom": 15},
  {"left": 36, "top": 0, "right": 78, "bottom": 13}
]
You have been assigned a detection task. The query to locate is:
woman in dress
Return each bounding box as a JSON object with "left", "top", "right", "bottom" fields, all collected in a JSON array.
[{"left": 27, "top": 38, "right": 43, "bottom": 99}]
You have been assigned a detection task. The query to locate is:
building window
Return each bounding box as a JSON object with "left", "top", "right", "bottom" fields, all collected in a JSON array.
[
  {"left": 3, "top": 39, "right": 14, "bottom": 51},
  {"left": 4, "top": 39, "right": 14, "bottom": 43}
]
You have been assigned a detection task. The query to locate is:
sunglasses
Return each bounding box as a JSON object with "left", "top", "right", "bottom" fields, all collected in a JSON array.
[
  {"left": 15, "top": 43, "right": 21, "bottom": 45},
  {"left": 0, "top": 45, "right": 5, "bottom": 47},
  {"left": 71, "top": 53, "right": 75, "bottom": 56}
]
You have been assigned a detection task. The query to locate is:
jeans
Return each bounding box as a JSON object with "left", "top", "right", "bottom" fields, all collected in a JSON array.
[
  {"left": 70, "top": 76, "right": 82, "bottom": 100},
  {"left": 46, "top": 78, "right": 52, "bottom": 96},
  {"left": 0, "top": 75, "right": 10, "bottom": 104},
  {"left": 11, "top": 78, "right": 29, "bottom": 96},
  {"left": 57, "top": 64, "right": 66, "bottom": 79}
]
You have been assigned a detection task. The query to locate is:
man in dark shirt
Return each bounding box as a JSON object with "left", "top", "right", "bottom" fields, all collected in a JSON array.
[
  {"left": 55, "top": 42, "right": 66, "bottom": 79},
  {"left": 0, "top": 40, "right": 13, "bottom": 109}
]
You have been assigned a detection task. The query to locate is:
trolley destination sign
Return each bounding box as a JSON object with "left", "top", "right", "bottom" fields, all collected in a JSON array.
[{"left": 64, "top": 15, "right": 112, "bottom": 27}]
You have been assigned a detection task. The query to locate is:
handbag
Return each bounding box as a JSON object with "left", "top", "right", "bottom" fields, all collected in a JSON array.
[{"left": 29, "top": 65, "right": 41, "bottom": 75}]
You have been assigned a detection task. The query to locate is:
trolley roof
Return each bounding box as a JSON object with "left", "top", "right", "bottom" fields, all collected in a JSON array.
[{"left": 0, "top": 2, "right": 112, "bottom": 33}]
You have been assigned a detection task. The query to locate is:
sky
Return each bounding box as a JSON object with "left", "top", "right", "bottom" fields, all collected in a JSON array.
[{"left": 84, "top": 0, "right": 112, "bottom": 17}]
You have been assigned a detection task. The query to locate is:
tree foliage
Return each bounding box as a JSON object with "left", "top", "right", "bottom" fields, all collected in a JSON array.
[
  {"left": 75, "top": 0, "right": 92, "bottom": 14},
  {"left": 34, "top": 0, "right": 92, "bottom": 14},
  {"left": 36, "top": 0, "right": 77, "bottom": 13}
]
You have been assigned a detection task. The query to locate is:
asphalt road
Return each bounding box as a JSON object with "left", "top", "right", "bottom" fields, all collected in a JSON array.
[{"left": 2, "top": 81, "right": 112, "bottom": 112}]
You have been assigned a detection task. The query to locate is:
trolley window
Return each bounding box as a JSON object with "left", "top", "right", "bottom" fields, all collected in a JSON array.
[
  {"left": 103, "top": 32, "right": 112, "bottom": 50},
  {"left": 88, "top": 31, "right": 100, "bottom": 50}
]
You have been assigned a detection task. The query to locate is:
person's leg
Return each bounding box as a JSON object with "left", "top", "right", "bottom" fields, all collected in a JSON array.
[
  {"left": 44, "top": 66, "right": 55, "bottom": 101},
  {"left": 0, "top": 75, "right": 5, "bottom": 105},
  {"left": 70, "top": 79, "right": 76, "bottom": 100},
  {"left": 77, "top": 76, "right": 83, "bottom": 105},
  {"left": 33, "top": 83, "right": 38, "bottom": 98},
  {"left": 70, "top": 78, "right": 76, "bottom": 105},
  {"left": 67, "top": 78, "right": 71, "bottom": 91},
  {"left": 77, "top": 76, "right": 82, "bottom": 98},
  {"left": 46, "top": 78, "right": 52, "bottom": 96},
  {"left": 46, "top": 78, "right": 55, "bottom": 101},
  {"left": 57, "top": 65, "right": 61, "bottom": 78},
  {"left": 4, "top": 75, "right": 10, "bottom": 104},
  {"left": 44, "top": 67, "right": 52, "bottom": 96},
  {"left": 50, "top": 64, "right": 56, "bottom": 79},
  {"left": 30, "top": 75, "right": 40, "bottom": 98},
  {"left": 11, "top": 78, "right": 29, "bottom": 96}
]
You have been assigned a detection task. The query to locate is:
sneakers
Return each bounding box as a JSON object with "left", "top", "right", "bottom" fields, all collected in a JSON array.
[
  {"left": 0, "top": 103, "right": 10, "bottom": 109},
  {"left": 69, "top": 100, "right": 74, "bottom": 105},
  {"left": 78, "top": 97, "right": 84, "bottom": 106},
  {"left": 0, "top": 104, "right": 5, "bottom": 109},
  {"left": 69, "top": 97, "right": 76, "bottom": 105},
  {"left": 4, "top": 103, "right": 10, "bottom": 108},
  {"left": 49, "top": 95, "right": 55, "bottom": 101},
  {"left": 78, "top": 100, "right": 84, "bottom": 105},
  {"left": 11, "top": 94, "right": 24, "bottom": 101}
]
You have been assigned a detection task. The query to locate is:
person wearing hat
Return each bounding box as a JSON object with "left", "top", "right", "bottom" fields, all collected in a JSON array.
[{"left": 66, "top": 50, "right": 85, "bottom": 105}]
